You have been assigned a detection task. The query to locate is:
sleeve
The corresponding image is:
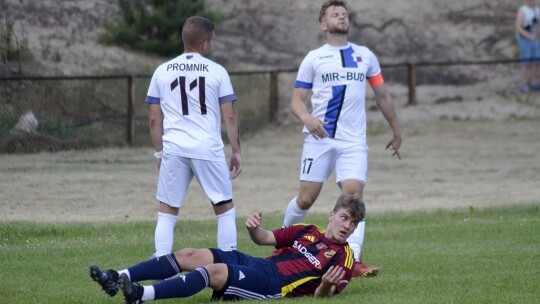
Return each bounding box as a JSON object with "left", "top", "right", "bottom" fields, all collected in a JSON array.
[
  {"left": 272, "top": 224, "right": 307, "bottom": 248},
  {"left": 294, "top": 53, "right": 315, "bottom": 89},
  {"left": 145, "top": 72, "right": 161, "bottom": 104},
  {"left": 366, "top": 50, "right": 384, "bottom": 87},
  {"left": 218, "top": 67, "right": 237, "bottom": 104}
]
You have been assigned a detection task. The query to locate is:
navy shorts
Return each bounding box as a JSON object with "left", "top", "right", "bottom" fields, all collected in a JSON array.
[{"left": 209, "top": 249, "right": 282, "bottom": 301}]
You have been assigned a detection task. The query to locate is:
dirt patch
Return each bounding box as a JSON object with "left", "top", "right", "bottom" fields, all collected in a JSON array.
[{"left": 1, "top": 83, "right": 539, "bottom": 223}]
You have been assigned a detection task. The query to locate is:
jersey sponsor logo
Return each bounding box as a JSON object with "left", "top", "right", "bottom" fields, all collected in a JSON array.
[
  {"left": 321, "top": 72, "right": 365, "bottom": 83},
  {"left": 319, "top": 55, "right": 334, "bottom": 60},
  {"left": 324, "top": 249, "right": 336, "bottom": 258},
  {"left": 166, "top": 63, "right": 209, "bottom": 72},
  {"left": 293, "top": 240, "right": 322, "bottom": 269}
]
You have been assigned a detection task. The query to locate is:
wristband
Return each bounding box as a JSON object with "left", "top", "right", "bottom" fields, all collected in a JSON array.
[{"left": 154, "top": 150, "right": 163, "bottom": 159}]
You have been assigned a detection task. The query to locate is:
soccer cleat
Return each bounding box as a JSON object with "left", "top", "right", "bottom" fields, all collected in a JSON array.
[
  {"left": 89, "top": 265, "right": 120, "bottom": 297},
  {"left": 119, "top": 273, "right": 144, "bottom": 304},
  {"left": 351, "top": 260, "right": 380, "bottom": 278}
]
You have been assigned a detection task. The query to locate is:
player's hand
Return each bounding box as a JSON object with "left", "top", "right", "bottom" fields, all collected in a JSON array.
[
  {"left": 229, "top": 152, "right": 242, "bottom": 179},
  {"left": 305, "top": 116, "right": 328, "bottom": 139},
  {"left": 385, "top": 133, "right": 402, "bottom": 160},
  {"left": 245, "top": 211, "right": 263, "bottom": 231},
  {"left": 156, "top": 157, "right": 162, "bottom": 170},
  {"left": 322, "top": 265, "right": 348, "bottom": 287}
]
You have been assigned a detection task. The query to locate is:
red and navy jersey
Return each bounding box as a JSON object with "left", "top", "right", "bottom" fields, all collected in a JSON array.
[{"left": 267, "top": 224, "right": 354, "bottom": 297}]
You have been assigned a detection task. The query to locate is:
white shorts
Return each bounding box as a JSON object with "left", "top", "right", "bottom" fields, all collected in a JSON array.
[
  {"left": 299, "top": 135, "right": 368, "bottom": 185},
  {"left": 156, "top": 153, "right": 233, "bottom": 208}
]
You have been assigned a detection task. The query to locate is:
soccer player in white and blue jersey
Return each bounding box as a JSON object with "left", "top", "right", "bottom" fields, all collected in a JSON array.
[
  {"left": 282, "top": 0, "right": 402, "bottom": 277},
  {"left": 145, "top": 17, "right": 242, "bottom": 257}
]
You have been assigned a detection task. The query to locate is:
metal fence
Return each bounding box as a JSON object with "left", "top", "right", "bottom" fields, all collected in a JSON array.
[
  {"left": 0, "top": 71, "right": 293, "bottom": 153},
  {"left": 0, "top": 57, "right": 536, "bottom": 153}
]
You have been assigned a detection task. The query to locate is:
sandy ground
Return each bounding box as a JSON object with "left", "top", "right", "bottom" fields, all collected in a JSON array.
[{"left": 1, "top": 81, "right": 539, "bottom": 223}]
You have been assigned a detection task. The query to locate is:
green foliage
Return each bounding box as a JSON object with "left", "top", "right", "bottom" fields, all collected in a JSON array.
[
  {"left": 103, "top": 0, "right": 219, "bottom": 57},
  {"left": 0, "top": 107, "right": 17, "bottom": 134},
  {"left": 1, "top": 205, "right": 539, "bottom": 303},
  {"left": 0, "top": 18, "right": 33, "bottom": 64},
  {"left": 37, "top": 116, "right": 75, "bottom": 140}
]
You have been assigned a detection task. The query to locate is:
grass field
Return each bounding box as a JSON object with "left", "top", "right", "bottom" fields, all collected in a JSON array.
[{"left": 1, "top": 204, "right": 538, "bottom": 304}]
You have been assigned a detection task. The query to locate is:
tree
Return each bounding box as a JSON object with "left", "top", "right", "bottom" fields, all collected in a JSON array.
[{"left": 103, "top": 0, "right": 218, "bottom": 57}]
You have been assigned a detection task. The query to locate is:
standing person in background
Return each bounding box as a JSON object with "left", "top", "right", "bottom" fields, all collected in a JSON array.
[
  {"left": 282, "top": 0, "right": 402, "bottom": 277},
  {"left": 146, "top": 16, "right": 242, "bottom": 257},
  {"left": 515, "top": 0, "right": 540, "bottom": 92}
]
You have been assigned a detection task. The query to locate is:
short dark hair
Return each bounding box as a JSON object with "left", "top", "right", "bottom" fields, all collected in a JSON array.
[
  {"left": 333, "top": 194, "right": 365, "bottom": 222},
  {"left": 182, "top": 16, "right": 215, "bottom": 47},
  {"left": 319, "top": 0, "right": 348, "bottom": 22}
]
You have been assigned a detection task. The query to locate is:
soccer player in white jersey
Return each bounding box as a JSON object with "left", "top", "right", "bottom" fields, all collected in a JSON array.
[
  {"left": 282, "top": 0, "right": 402, "bottom": 277},
  {"left": 145, "top": 16, "right": 242, "bottom": 257}
]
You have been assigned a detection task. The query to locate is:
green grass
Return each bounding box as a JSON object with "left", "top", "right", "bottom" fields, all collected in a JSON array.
[{"left": 1, "top": 205, "right": 539, "bottom": 303}]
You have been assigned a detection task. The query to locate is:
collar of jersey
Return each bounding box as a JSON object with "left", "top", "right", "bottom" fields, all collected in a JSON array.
[{"left": 323, "top": 42, "right": 351, "bottom": 51}]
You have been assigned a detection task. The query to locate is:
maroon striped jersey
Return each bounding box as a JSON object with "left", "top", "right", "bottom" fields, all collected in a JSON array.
[{"left": 267, "top": 224, "right": 354, "bottom": 297}]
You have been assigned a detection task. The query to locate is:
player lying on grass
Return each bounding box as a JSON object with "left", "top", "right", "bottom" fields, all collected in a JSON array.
[{"left": 89, "top": 194, "right": 365, "bottom": 303}]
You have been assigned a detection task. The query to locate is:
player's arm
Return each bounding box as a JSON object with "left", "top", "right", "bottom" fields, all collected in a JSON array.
[
  {"left": 245, "top": 212, "right": 276, "bottom": 246},
  {"left": 314, "top": 266, "right": 348, "bottom": 297},
  {"left": 221, "top": 102, "right": 242, "bottom": 179},
  {"left": 291, "top": 87, "right": 328, "bottom": 139},
  {"left": 371, "top": 81, "right": 402, "bottom": 160},
  {"left": 515, "top": 9, "right": 533, "bottom": 40},
  {"left": 149, "top": 103, "right": 164, "bottom": 166}
]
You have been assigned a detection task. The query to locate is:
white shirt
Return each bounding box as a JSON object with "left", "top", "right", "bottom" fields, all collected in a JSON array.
[
  {"left": 519, "top": 4, "right": 540, "bottom": 35},
  {"left": 146, "top": 52, "right": 237, "bottom": 160},
  {"left": 294, "top": 43, "right": 381, "bottom": 144}
]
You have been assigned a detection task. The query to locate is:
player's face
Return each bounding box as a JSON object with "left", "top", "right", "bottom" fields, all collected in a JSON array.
[
  {"left": 327, "top": 208, "right": 359, "bottom": 243},
  {"left": 322, "top": 6, "right": 349, "bottom": 35}
]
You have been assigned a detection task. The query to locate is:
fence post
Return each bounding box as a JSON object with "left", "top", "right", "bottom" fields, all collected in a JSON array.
[
  {"left": 407, "top": 63, "right": 417, "bottom": 105},
  {"left": 269, "top": 71, "right": 278, "bottom": 123},
  {"left": 127, "top": 75, "right": 135, "bottom": 145}
]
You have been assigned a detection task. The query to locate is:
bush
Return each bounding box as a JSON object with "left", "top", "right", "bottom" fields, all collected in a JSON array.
[{"left": 102, "top": 0, "right": 219, "bottom": 57}]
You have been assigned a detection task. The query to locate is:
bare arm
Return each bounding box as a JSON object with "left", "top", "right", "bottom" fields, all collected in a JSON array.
[
  {"left": 221, "top": 102, "right": 242, "bottom": 179},
  {"left": 372, "top": 83, "right": 402, "bottom": 159},
  {"left": 245, "top": 212, "right": 276, "bottom": 246},
  {"left": 314, "top": 266, "right": 348, "bottom": 297},
  {"left": 149, "top": 104, "right": 164, "bottom": 168},
  {"left": 515, "top": 9, "right": 536, "bottom": 40},
  {"left": 291, "top": 88, "right": 328, "bottom": 139}
]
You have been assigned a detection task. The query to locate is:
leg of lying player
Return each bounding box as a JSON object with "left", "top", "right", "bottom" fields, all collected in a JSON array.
[{"left": 89, "top": 248, "right": 214, "bottom": 298}]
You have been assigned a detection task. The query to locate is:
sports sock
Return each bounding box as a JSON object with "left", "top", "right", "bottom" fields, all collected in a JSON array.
[
  {"left": 216, "top": 207, "right": 237, "bottom": 250},
  {"left": 347, "top": 220, "right": 365, "bottom": 261},
  {"left": 141, "top": 286, "right": 155, "bottom": 302},
  {"left": 127, "top": 253, "right": 182, "bottom": 282},
  {"left": 154, "top": 212, "right": 178, "bottom": 257},
  {"left": 282, "top": 197, "right": 308, "bottom": 227},
  {"left": 154, "top": 267, "right": 210, "bottom": 300}
]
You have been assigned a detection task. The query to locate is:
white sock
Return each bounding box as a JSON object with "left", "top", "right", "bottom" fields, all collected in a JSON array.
[
  {"left": 142, "top": 286, "right": 155, "bottom": 302},
  {"left": 154, "top": 212, "right": 178, "bottom": 257},
  {"left": 282, "top": 197, "right": 308, "bottom": 227},
  {"left": 118, "top": 269, "right": 130, "bottom": 280},
  {"left": 347, "top": 220, "right": 365, "bottom": 261},
  {"left": 216, "top": 207, "right": 237, "bottom": 250}
]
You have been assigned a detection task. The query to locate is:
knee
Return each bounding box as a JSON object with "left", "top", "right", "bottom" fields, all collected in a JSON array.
[
  {"left": 175, "top": 247, "right": 197, "bottom": 260},
  {"left": 296, "top": 195, "right": 315, "bottom": 209}
]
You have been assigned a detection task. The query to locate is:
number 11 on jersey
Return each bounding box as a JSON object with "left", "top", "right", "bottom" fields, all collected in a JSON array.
[{"left": 170, "top": 76, "right": 207, "bottom": 115}]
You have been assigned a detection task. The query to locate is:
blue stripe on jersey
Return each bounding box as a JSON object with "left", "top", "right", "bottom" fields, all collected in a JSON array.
[
  {"left": 324, "top": 85, "right": 346, "bottom": 138},
  {"left": 145, "top": 96, "right": 160, "bottom": 104},
  {"left": 340, "top": 46, "right": 358, "bottom": 68},
  {"left": 294, "top": 80, "right": 313, "bottom": 89},
  {"left": 219, "top": 94, "right": 237, "bottom": 104}
]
